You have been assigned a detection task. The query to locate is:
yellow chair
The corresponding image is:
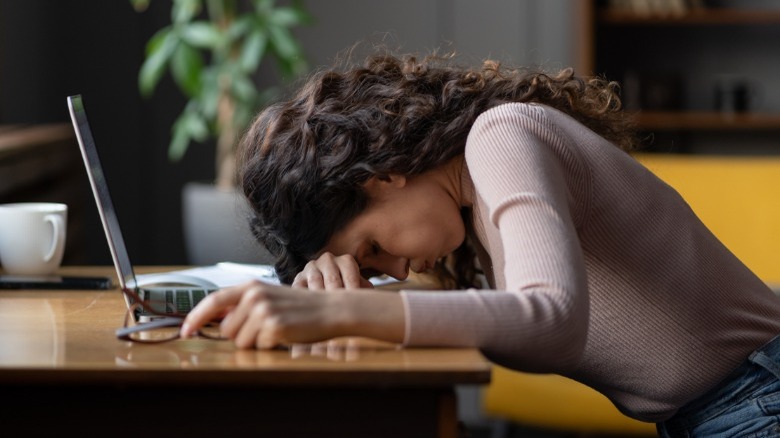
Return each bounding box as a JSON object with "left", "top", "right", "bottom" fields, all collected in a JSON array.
[
  {"left": 636, "top": 153, "right": 780, "bottom": 287},
  {"left": 483, "top": 153, "right": 780, "bottom": 436},
  {"left": 485, "top": 367, "right": 657, "bottom": 436}
]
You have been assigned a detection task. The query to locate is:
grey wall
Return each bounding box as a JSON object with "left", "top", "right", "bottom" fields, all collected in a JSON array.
[{"left": 297, "top": 0, "right": 577, "bottom": 72}]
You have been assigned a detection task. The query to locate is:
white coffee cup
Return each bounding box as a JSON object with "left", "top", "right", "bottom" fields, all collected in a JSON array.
[{"left": 0, "top": 203, "right": 67, "bottom": 275}]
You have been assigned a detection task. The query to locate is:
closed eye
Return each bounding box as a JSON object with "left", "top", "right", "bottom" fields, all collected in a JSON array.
[
  {"left": 360, "top": 268, "right": 383, "bottom": 279},
  {"left": 358, "top": 241, "right": 383, "bottom": 278}
]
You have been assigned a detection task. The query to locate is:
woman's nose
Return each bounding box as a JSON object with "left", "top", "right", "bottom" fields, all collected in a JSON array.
[{"left": 377, "top": 255, "right": 409, "bottom": 281}]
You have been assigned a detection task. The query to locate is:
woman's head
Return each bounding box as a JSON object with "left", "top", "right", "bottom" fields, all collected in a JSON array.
[{"left": 239, "top": 49, "right": 634, "bottom": 284}]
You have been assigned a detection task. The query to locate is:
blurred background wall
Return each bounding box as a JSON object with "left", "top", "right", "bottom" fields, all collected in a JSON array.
[{"left": 0, "top": 0, "right": 576, "bottom": 266}]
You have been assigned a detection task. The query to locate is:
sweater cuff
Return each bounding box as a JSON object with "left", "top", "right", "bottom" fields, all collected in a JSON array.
[{"left": 398, "top": 289, "right": 483, "bottom": 347}]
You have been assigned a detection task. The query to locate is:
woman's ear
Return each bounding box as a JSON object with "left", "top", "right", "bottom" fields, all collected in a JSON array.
[{"left": 364, "top": 174, "right": 406, "bottom": 195}]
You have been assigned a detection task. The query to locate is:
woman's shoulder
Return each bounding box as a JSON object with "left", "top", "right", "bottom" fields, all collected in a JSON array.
[
  {"left": 468, "top": 102, "right": 566, "bottom": 143},
  {"left": 471, "top": 102, "right": 565, "bottom": 134},
  {"left": 476, "top": 101, "right": 545, "bottom": 121}
]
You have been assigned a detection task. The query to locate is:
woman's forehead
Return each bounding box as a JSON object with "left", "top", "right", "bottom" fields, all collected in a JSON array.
[{"left": 319, "top": 217, "right": 366, "bottom": 259}]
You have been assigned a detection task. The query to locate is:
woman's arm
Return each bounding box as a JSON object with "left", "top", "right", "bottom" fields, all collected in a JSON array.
[{"left": 180, "top": 254, "right": 405, "bottom": 349}]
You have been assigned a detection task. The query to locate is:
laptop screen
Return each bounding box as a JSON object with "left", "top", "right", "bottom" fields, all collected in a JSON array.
[{"left": 67, "top": 94, "right": 136, "bottom": 290}]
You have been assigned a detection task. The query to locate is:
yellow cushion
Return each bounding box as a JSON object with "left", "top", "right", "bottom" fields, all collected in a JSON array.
[
  {"left": 635, "top": 153, "right": 780, "bottom": 286},
  {"left": 483, "top": 366, "right": 656, "bottom": 434}
]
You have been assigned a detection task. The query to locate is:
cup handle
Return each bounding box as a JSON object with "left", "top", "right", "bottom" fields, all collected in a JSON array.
[{"left": 43, "top": 214, "right": 65, "bottom": 262}]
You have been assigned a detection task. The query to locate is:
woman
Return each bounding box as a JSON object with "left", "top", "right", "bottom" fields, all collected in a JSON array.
[{"left": 182, "top": 51, "right": 780, "bottom": 436}]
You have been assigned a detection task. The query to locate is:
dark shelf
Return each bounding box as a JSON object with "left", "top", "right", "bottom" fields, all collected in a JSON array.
[
  {"left": 631, "top": 111, "right": 780, "bottom": 130},
  {"left": 600, "top": 8, "right": 780, "bottom": 25}
]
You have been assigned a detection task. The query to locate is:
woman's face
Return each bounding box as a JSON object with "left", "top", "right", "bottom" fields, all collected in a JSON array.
[{"left": 322, "top": 170, "right": 466, "bottom": 280}]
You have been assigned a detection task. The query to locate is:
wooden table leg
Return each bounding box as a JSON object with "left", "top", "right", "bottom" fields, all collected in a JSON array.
[{"left": 438, "top": 387, "right": 459, "bottom": 438}]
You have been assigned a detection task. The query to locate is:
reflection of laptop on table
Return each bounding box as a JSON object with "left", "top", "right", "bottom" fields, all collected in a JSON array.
[{"left": 67, "top": 94, "right": 219, "bottom": 321}]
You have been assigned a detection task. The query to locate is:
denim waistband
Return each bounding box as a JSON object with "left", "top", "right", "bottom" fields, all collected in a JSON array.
[
  {"left": 661, "top": 334, "right": 780, "bottom": 434},
  {"left": 748, "top": 333, "right": 780, "bottom": 381}
]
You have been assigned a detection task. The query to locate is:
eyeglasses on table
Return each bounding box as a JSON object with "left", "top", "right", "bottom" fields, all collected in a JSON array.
[{"left": 115, "top": 288, "right": 226, "bottom": 344}]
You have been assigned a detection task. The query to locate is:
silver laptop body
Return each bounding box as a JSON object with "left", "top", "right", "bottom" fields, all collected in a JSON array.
[{"left": 67, "top": 94, "right": 218, "bottom": 321}]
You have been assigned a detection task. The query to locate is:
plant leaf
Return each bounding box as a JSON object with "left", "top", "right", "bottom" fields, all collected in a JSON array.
[
  {"left": 145, "top": 27, "right": 171, "bottom": 57},
  {"left": 169, "top": 113, "right": 193, "bottom": 161},
  {"left": 186, "top": 109, "right": 210, "bottom": 141},
  {"left": 129, "top": 0, "right": 150, "bottom": 12},
  {"left": 170, "top": 43, "right": 204, "bottom": 97},
  {"left": 253, "top": 0, "right": 274, "bottom": 12},
  {"left": 139, "top": 30, "right": 178, "bottom": 96},
  {"left": 268, "top": 25, "right": 298, "bottom": 60},
  {"left": 132, "top": 0, "right": 312, "bottom": 166},
  {"left": 239, "top": 29, "right": 267, "bottom": 73},
  {"left": 172, "top": 0, "right": 201, "bottom": 24},
  {"left": 180, "top": 21, "right": 222, "bottom": 48},
  {"left": 199, "top": 68, "right": 221, "bottom": 120},
  {"left": 269, "top": 7, "right": 309, "bottom": 27},
  {"left": 169, "top": 108, "right": 209, "bottom": 160},
  {"left": 270, "top": 49, "right": 306, "bottom": 79},
  {"left": 225, "top": 15, "right": 253, "bottom": 43},
  {"left": 231, "top": 72, "right": 257, "bottom": 103}
]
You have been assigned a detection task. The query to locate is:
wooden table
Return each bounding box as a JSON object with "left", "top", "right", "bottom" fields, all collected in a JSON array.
[{"left": 0, "top": 266, "right": 491, "bottom": 437}]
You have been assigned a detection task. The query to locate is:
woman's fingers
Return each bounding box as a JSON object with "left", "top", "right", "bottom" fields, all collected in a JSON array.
[
  {"left": 180, "top": 282, "right": 256, "bottom": 337},
  {"left": 292, "top": 252, "right": 371, "bottom": 290},
  {"left": 218, "top": 284, "right": 268, "bottom": 339},
  {"left": 359, "top": 276, "right": 374, "bottom": 288},
  {"left": 224, "top": 286, "right": 291, "bottom": 349}
]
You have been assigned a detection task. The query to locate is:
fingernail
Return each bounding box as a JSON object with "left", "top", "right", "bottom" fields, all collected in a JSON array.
[{"left": 180, "top": 323, "right": 191, "bottom": 338}]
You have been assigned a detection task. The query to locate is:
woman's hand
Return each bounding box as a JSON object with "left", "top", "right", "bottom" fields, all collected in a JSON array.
[
  {"left": 292, "top": 252, "right": 374, "bottom": 290},
  {"left": 180, "top": 280, "right": 405, "bottom": 349}
]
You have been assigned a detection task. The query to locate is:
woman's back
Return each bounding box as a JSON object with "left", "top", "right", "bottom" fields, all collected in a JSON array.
[{"left": 402, "top": 102, "right": 780, "bottom": 421}]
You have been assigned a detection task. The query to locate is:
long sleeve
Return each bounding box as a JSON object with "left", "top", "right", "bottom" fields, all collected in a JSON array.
[{"left": 401, "top": 103, "right": 590, "bottom": 373}]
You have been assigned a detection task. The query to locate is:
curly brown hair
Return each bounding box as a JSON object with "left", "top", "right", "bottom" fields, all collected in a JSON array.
[{"left": 238, "top": 50, "right": 636, "bottom": 285}]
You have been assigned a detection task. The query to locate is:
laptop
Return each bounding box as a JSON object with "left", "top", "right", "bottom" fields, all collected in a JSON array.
[{"left": 67, "top": 94, "right": 219, "bottom": 321}]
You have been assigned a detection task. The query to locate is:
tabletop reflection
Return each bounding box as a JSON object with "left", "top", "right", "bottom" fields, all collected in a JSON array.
[
  {"left": 0, "top": 298, "right": 63, "bottom": 366},
  {"left": 113, "top": 337, "right": 417, "bottom": 369}
]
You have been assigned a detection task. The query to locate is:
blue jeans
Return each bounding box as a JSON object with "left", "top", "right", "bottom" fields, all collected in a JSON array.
[{"left": 657, "top": 334, "right": 780, "bottom": 437}]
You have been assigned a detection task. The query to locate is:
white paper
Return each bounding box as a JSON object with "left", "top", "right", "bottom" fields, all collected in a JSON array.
[
  {"left": 170, "top": 263, "right": 280, "bottom": 288},
  {"left": 169, "top": 262, "right": 403, "bottom": 289}
]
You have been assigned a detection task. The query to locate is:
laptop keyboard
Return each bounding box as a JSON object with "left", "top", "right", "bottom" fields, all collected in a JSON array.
[
  {"left": 192, "top": 289, "right": 208, "bottom": 306},
  {"left": 141, "top": 288, "right": 216, "bottom": 315},
  {"left": 170, "top": 289, "right": 213, "bottom": 313}
]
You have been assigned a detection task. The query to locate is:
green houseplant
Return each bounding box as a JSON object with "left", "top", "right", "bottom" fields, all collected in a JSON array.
[
  {"left": 130, "top": 0, "right": 310, "bottom": 264},
  {"left": 130, "top": 0, "right": 310, "bottom": 189}
]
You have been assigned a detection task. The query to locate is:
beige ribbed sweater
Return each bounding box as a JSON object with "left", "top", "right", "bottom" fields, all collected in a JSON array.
[{"left": 400, "top": 102, "right": 780, "bottom": 422}]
